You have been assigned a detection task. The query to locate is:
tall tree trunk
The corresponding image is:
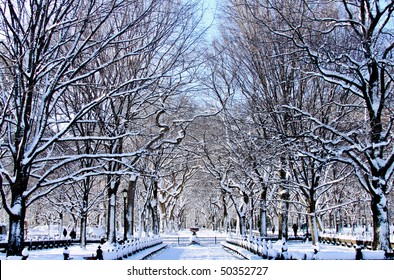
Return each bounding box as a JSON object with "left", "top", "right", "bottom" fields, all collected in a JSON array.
[
  {"left": 144, "top": 205, "right": 150, "bottom": 237},
  {"left": 6, "top": 174, "right": 29, "bottom": 257},
  {"left": 168, "top": 204, "right": 176, "bottom": 233},
  {"left": 138, "top": 208, "right": 144, "bottom": 239},
  {"left": 151, "top": 181, "right": 159, "bottom": 236},
  {"left": 106, "top": 179, "right": 119, "bottom": 244},
  {"left": 307, "top": 203, "right": 319, "bottom": 245},
  {"left": 126, "top": 177, "right": 137, "bottom": 239},
  {"left": 159, "top": 200, "right": 168, "bottom": 234},
  {"left": 80, "top": 193, "right": 88, "bottom": 248},
  {"left": 174, "top": 215, "right": 179, "bottom": 232},
  {"left": 80, "top": 213, "right": 87, "bottom": 248},
  {"left": 160, "top": 211, "right": 167, "bottom": 234},
  {"left": 249, "top": 194, "right": 254, "bottom": 238},
  {"left": 239, "top": 193, "right": 248, "bottom": 237},
  {"left": 222, "top": 194, "right": 228, "bottom": 233},
  {"left": 7, "top": 193, "right": 26, "bottom": 257},
  {"left": 367, "top": 108, "right": 392, "bottom": 251},
  {"left": 238, "top": 204, "right": 247, "bottom": 237},
  {"left": 336, "top": 209, "right": 343, "bottom": 234},
  {"left": 370, "top": 189, "right": 391, "bottom": 251},
  {"left": 260, "top": 189, "right": 268, "bottom": 238},
  {"left": 240, "top": 214, "right": 246, "bottom": 237},
  {"left": 278, "top": 167, "right": 289, "bottom": 240}
]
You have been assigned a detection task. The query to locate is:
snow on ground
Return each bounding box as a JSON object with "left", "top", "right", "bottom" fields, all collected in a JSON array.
[
  {"left": 0, "top": 229, "right": 230, "bottom": 260},
  {"left": 148, "top": 244, "right": 244, "bottom": 260},
  {"left": 0, "top": 229, "right": 389, "bottom": 260},
  {"left": 0, "top": 242, "right": 244, "bottom": 261},
  {"left": 0, "top": 243, "right": 103, "bottom": 260},
  {"left": 2, "top": 229, "right": 392, "bottom": 280},
  {"left": 0, "top": 240, "right": 345, "bottom": 261}
]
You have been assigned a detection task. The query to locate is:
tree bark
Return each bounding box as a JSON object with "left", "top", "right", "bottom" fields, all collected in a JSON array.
[
  {"left": 126, "top": 177, "right": 137, "bottom": 239},
  {"left": 79, "top": 191, "right": 89, "bottom": 248},
  {"left": 371, "top": 190, "right": 391, "bottom": 251},
  {"left": 307, "top": 204, "right": 319, "bottom": 245},
  {"left": 80, "top": 213, "right": 87, "bottom": 248},
  {"left": 260, "top": 189, "right": 268, "bottom": 238},
  {"left": 6, "top": 174, "right": 28, "bottom": 257},
  {"left": 278, "top": 168, "right": 289, "bottom": 240},
  {"left": 151, "top": 181, "right": 159, "bottom": 236},
  {"left": 106, "top": 179, "right": 119, "bottom": 244},
  {"left": 7, "top": 195, "right": 26, "bottom": 257}
]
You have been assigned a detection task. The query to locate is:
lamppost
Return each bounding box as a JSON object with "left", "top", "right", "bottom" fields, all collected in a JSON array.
[{"left": 122, "top": 189, "right": 128, "bottom": 241}]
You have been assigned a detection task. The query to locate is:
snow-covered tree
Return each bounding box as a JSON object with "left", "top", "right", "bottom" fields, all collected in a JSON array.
[
  {"left": 156, "top": 153, "right": 199, "bottom": 234},
  {"left": 249, "top": 0, "right": 394, "bottom": 251},
  {"left": 210, "top": 0, "right": 313, "bottom": 240},
  {"left": 0, "top": 0, "right": 156, "bottom": 256},
  {"left": 0, "top": 0, "right": 204, "bottom": 256}
]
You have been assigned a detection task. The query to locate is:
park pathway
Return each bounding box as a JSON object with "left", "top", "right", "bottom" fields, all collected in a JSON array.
[{"left": 148, "top": 244, "right": 245, "bottom": 260}]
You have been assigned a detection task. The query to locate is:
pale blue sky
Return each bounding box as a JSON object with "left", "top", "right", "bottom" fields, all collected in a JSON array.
[{"left": 202, "top": 0, "right": 218, "bottom": 38}]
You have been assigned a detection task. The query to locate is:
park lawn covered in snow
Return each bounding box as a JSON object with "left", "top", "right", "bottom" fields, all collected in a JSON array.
[
  {"left": 0, "top": 240, "right": 365, "bottom": 260},
  {"left": 147, "top": 244, "right": 244, "bottom": 260},
  {"left": 0, "top": 229, "right": 388, "bottom": 260},
  {"left": 1, "top": 230, "right": 392, "bottom": 280}
]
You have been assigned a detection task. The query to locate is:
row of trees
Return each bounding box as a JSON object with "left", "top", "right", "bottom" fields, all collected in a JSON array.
[
  {"left": 0, "top": 0, "right": 393, "bottom": 257},
  {"left": 0, "top": 0, "right": 210, "bottom": 257},
  {"left": 202, "top": 0, "right": 394, "bottom": 252}
]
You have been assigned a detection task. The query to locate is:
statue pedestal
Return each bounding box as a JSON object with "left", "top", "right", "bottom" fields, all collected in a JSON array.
[{"left": 189, "top": 227, "right": 200, "bottom": 245}]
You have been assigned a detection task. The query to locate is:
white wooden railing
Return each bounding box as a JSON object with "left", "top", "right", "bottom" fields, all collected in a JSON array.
[
  {"left": 226, "top": 234, "right": 282, "bottom": 259},
  {"left": 224, "top": 234, "right": 387, "bottom": 260},
  {"left": 101, "top": 236, "right": 163, "bottom": 260}
]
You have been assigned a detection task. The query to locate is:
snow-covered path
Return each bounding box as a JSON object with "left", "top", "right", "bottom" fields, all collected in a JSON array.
[{"left": 148, "top": 244, "right": 245, "bottom": 260}]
